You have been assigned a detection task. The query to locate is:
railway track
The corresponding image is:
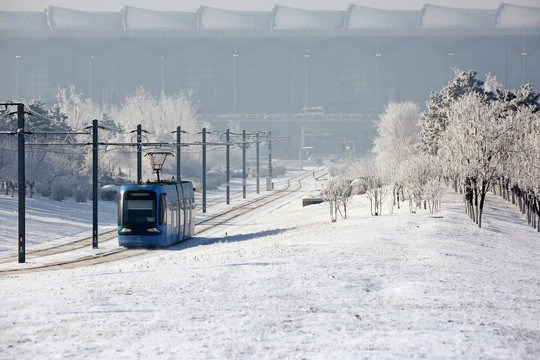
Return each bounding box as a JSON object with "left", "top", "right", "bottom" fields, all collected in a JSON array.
[{"left": 0, "top": 170, "right": 316, "bottom": 275}]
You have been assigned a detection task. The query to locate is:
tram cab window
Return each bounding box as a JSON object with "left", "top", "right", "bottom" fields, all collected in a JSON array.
[{"left": 124, "top": 191, "right": 157, "bottom": 225}]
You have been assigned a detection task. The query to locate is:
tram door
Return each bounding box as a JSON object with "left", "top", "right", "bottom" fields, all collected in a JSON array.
[
  {"left": 164, "top": 191, "right": 178, "bottom": 243},
  {"left": 184, "top": 183, "right": 194, "bottom": 237}
]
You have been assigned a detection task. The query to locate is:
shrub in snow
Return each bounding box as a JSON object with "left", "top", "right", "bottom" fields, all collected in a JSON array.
[{"left": 50, "top": 182, "right": 72, "bottom": 201}]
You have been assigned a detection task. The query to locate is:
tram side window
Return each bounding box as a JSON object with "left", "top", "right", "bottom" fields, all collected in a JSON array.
[
  {"left": 159, "top": 194, "right": 167, "bottom": 226},
  {"left": 179, "top": 198, "right": 185, "bottom": 227},
  {"left": 166, "top": 201, "right": 174, "bottom": 229}
]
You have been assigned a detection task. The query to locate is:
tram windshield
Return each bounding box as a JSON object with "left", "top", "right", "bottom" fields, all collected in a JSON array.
[{"left": 123, "top": 191, "right": 157, "bottom": 226}]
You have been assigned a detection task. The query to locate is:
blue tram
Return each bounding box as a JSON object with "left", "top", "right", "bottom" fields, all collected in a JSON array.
[{"left": 117, "top": 181, "right": 195, "bottom": 247}]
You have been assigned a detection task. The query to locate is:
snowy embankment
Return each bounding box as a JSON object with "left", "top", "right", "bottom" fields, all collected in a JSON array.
[{"left": 0, "top": 172, "right": 539, "bottom": 359}]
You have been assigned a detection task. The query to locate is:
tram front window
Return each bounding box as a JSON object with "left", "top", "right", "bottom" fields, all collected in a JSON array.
[{"left": 121, "top": 191, "right": 157, "bottom": 235}]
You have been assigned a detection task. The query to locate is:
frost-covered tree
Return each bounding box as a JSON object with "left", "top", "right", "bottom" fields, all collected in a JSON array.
[
  {"left": 372, "top": 102, "right": 420, "bottom": 170},
  {"left": 439, "top": 91, "right": 512, "bottom": 227},
  {"left": 319, "top": 165, "right": 358, "bottom": 222},
  {"left": 364, "top": 163, "right": 389, "bottom": 216},
  {"left": 372, "top": 101, "right": 421, "bottom": 209},
  {"left": 319, "top": 173, "right": 340, "bottom": 222},
  {"left": 419, "top": 69, "right": 485, "bottom": 155},
  {"left": 505, "top": 105, "right": 540, "bottom": 230},
  {"left": 399, "top": 153, "right": 442, "bottom": 214},
  {"left": 107, "top": 88, "right": 200, "bottom": 181},
  {"left": 56, "top": 86, "right": 102, "bottom": 131}
]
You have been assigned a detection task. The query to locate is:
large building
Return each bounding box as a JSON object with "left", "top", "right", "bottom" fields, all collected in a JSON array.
[{"left": 1, "top": 3, "right": 539, "bottom": 157}]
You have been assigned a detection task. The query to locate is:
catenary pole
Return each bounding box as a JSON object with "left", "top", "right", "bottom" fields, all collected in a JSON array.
[
  {"left": 137, "top": 124, "right": 142, "bottom": 184},
  {"left": 202, "top": 127, "right": 206, "bottom": 213},
  {"left": 242, "top": 129, "right": 246, "bottom": 199},
  {"left": 17, "top": 103, "right": 25, "bottom": 263},
  {"left": 256, "top": 132, "right": 260, "bottom": 194},
  {"left": 92, "top": 119, "right": 98, "bottom": 248},
  {"left": 268, "top": 131, "right": 272, "bottom": 178},
  {"left": 226, "top": 128, "right": 230, "bottom": 205},
  {"left": 176, "top": 126, "right": 181, "bottom": 181}
]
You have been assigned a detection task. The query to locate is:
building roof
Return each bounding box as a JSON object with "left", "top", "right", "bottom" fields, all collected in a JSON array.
[
  {"left": 419, "top": 4, "right": 495, "bottom": 29},
  {"left": 122, "top": 6, "right": 195, "bottom": 31},
  {"left": 272, "top": 6, "right": 344, "bottom": 30},
  {"left": 494, "top": 3, "right": 540, "bottom": 28},
  {"left": 0, "top": 3, "right": 539, "bottom": 35},
  {"left": 345, "top": 5, "right": 418, "bottom": 30},
  {"left": 46, "top": 6, "right": 122, "bottom": 31},
  {"left": 198, "top": 6, "right": 271, "bottom": 31},
  {"left": 0, "top": 11, "right": 48, "bottom": 31}
]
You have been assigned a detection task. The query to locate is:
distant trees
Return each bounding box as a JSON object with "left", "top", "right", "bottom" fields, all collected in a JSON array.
[
  {"left": 434, "top": 74, "right": 539, "bottom": 229},
  {"left": 366, "top": 68, "right": 539, "bottom": 231}
]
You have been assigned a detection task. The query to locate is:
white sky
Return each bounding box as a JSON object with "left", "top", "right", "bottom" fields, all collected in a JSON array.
[{"left": 1, "top": 0, "right": 539, "bottom": 12}]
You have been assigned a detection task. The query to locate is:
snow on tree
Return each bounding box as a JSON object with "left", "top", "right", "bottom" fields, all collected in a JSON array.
[
  {"left": 419, "top": 69, "right": 485, "bottom": 155},
  {"left": 362, "top": 159, "right": 390, "bottom": 216},
  {"left": 505, "top": 105, "right": 540, "bottom": 230},
  {"left": 319, "top": 173, "right": 340, "bottom": 222},
  {"left": 56, "top": 86, "right": 102, "bottom": 131},
  {"left": 106, "top": 88, "right": 200, "bottom": 181},
  {"left": 318, "top": 165, "right": 358, "bottom": 222},
  {"left": 372, "top": 101, "right": 421, "bottom": 210},
  {"left": 439, "top": 91, "right": 512, "bottom": 227},
  {"left": 372, "top": 101, "right": 420, "bottom": 170},
  {"left": 399, "top": 153, "right": 442, "bottom": 214}
]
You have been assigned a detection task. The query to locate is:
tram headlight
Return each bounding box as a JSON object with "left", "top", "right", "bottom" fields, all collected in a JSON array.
[
  {"left": 118, "top": 228, "right": 132, "bottom": 235},
  {"left": 147, "top": 228, "right": 162, "bottom": 235}
]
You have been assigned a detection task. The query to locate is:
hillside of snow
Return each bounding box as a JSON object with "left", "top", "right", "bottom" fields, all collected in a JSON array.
[{"left": 0, "top": 173, "right": 539, "bottom": 359}]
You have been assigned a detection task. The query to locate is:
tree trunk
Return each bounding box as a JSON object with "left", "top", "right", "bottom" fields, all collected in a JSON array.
[
  {"left": 478, "top": 182, "right": 487, "bottom": 228},
  {"left": 518, "top": 188, "right": 523, "bottom": 213},
  {"left": 334, "top": 196, "right": 339, "bottom": 221},
  {"left": 528, "top": 194, "right": 533, "bottom": 225}
]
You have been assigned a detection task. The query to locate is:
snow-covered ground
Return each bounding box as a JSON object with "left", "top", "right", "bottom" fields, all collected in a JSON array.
[{"left": 0, "top": 170, "right": 539, "bottom": 359}]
